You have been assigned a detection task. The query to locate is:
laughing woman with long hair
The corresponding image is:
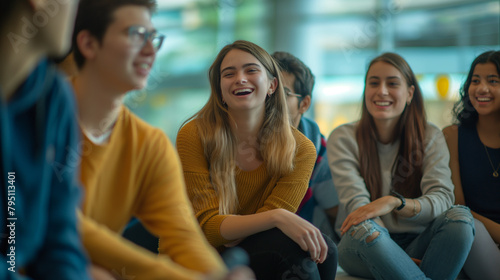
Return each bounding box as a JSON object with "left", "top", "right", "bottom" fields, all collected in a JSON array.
[
  {"left": 327, "top": 52, "right": 474, "bottom": 280},
  {"left": 176, "top": 40, "right": 337, "bottom": 280}
]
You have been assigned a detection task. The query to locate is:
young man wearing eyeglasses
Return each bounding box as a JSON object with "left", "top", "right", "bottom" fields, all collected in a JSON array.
[
  {"left": 272, "top": 51, "right": 340, "bottom": 242},
  {"left": 70, "top": 1, "right": 248, "bottom": 279}
]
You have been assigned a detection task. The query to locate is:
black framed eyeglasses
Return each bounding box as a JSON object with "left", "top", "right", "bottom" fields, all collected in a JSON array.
[
  {"left": 284, "top": 87, "right": 303, "bottom": 99},
  {"left": 127, "top": 25, "right": 165, "bottom": 51}
]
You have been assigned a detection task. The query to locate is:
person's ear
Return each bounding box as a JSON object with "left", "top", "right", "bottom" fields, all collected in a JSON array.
[
  {"left": 407, "top": 85, "right": 415, "bottom": 105},
  {"left": 268, "top": 77, "right": 278, "bottom": 95},
  {"left": 76, "top": 30, "right": 100, "bottom": 61},
  {"left": 298, "top": 95, "right": 311, "bottom": 114}
]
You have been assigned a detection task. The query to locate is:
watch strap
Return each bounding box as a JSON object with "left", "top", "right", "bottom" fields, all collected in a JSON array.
[{"left": 390, "top": 190, "right": 406, "bottom": 211}]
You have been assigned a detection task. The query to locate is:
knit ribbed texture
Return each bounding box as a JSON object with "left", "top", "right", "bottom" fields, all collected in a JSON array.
[
  {"left": 177, "top": 120, "right": 317, "bottom": 250},
  {"left": 79, "top": 106, "right": 226, "bottom": 279}
]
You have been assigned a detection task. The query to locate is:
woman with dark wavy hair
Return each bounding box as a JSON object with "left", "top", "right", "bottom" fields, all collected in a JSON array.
[
  {"left": 177, "top": 40, "right": 337, "bottom": 279},
  {"left": 443, "top": 50, "right": 500, "bottom": 280},
  {"left": 327, "top": 52, "right": 474, "bottom": 279}
]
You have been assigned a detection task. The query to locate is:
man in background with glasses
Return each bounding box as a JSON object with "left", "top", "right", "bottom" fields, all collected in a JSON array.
[
  {"left": 272, "top": 52, "right": 340, "bottom": 243},
  {"left": 69, "top": 0, "right": 245, "bottom": 279}
]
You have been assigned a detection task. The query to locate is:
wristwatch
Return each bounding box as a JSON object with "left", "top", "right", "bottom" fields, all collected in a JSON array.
[{"left": 390, "top": 190, "right": 406, "bottom": 211}]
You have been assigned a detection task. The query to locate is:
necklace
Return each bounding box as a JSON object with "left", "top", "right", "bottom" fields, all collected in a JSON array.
[{"left": 483, "top": 144, "right": 500, "bottom": 178}]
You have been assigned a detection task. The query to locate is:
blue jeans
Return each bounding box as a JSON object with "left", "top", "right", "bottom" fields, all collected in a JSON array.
[
  {"left": 338, "top": 205, "right": 475, "bottom": 280},
  {"left": 462, "top": 219, "right": 500, "bottom": 280}
]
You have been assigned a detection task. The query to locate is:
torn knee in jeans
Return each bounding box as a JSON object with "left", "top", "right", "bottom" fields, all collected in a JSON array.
[
  {"left": 365, "top": 231, "right": 380, "bottom": 243},
  {"left": 349, "top": 221, "right": 380, "bottom": 243},
  {"left": 445, "top": 205, "right": 473, "bottom": 224}
]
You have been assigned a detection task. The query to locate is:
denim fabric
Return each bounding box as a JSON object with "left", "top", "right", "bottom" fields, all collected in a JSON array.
[
  {"left": 338, "top": 206, "right": 475, "bottom": 280},
  {"left": 462, "top": 219, "right": 500, "bottom": 280}
]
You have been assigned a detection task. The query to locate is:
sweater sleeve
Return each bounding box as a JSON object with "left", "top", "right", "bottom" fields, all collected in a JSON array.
[
  {"left": 327, "top": 124, "right": 371, "bottom": 227},
  {"left": 79, "top": 212, "right": 204, "bottom": 280},
  {"left": 79, "top": 125, "right": 225, "bottom": 279},
  {"left": 135, "top": 129, "right": 227, "bottom": 276},
  {"left": 176, "top": 121, "right": 233, "bottom": 248},
  {"left": 410, "top": 124, "right": 455, "bottom": 225},
  {"left": 255, "top": 129, "right": 317, "bottom": 214}
]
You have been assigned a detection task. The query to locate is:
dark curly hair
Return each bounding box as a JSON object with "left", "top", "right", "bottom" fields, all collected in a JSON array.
[{"left": 453, "top": 50, "right": 500, "bottom": 126}]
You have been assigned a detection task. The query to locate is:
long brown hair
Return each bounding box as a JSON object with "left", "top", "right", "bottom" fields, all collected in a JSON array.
[
  {"left": 356, "top": 53, "right": 426, "bottom": 201},
  {"left": 185, "top": 40, "right": 296, "bottom": 214}
]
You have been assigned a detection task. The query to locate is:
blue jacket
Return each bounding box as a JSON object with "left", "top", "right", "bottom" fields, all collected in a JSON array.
[
  {"left": 297, "top": 117, "right": 339, "bottom": 223},
  {"left": 0, "top": 59, "right": 90, "bottom": 279}
]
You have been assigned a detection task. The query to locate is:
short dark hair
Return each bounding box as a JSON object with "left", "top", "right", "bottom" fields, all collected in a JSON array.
[
  {"left": 272, "top": 51, "right": 315, "bottom": 99},
  {"left": 72, "top": 0, "right": 157, "bottom": 69},
  {"left": 0, "top": 1, "right": 24, "bottom": 26},
  {"left": 453, "top": 50, "right": 500, "bottom": 126}
]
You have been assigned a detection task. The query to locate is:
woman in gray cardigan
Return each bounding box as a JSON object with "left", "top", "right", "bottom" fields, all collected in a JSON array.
[{"left": 327, "top": 52, "right": 474, "bottom": 280}]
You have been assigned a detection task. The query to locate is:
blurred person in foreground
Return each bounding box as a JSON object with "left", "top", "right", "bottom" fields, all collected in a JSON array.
[{"left": 0, "top": 0, "right": 90, "bottom": 279}]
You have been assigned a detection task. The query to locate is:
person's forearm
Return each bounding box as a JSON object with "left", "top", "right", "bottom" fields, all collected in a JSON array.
[
  {"left": 220, "top": 209, "right": 282, "bottom": 240},
  {"left": 373, "top": 217, "right": 386, "bottom": 228},
  {"left": 79, "top": 213, "right": 202, "bottom": 279},
  {"left": 395, "top": 198, "right": 421, "bottom": 218}
]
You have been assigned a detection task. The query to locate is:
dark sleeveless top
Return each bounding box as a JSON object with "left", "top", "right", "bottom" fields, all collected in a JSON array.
[{"left": 458, "top": 125, "right": 500, "bottom": 223}]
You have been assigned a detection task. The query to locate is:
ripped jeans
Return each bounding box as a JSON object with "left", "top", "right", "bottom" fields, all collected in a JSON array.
[{"left": 338, "top": 205, "right": 475, "bottom": 280}]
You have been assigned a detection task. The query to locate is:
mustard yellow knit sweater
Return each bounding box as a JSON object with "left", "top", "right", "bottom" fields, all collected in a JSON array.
[
  {"left": 176, "top": 120, "right": 316, "bottom": 250},
  {"left": 79, "top": 107, "right": 226, "bottom": 280}
]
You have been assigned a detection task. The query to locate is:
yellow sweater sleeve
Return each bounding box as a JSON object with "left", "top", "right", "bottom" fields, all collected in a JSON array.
[
  {"left": 176, "top": 121, "right": 233, "bottom": 248},
  {"left": 135, "top": 129, "right": 226, "bottom": 275},
  {"left": 255, "top": 128, "right": 317, "bottom": 213},
  {"left": 79, "top": 211, "right": 204, "bottom": 280},
  {"left": 79, "top": 109, "right": 226, "bottom": 279}
]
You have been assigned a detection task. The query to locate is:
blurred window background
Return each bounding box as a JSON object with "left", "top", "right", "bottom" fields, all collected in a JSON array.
[{"left": 125, "top": 0, "right": 500, "bottom": 141}]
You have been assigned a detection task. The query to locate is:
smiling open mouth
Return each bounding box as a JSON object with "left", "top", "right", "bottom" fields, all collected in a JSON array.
[
  {"left": 234, "top": 88, "right": 253, "bottom": 96},
  {"left": 375, "top": 101, "right": 392, "bottom": 106}
]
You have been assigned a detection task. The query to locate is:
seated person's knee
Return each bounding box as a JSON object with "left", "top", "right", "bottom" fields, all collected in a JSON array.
[
  {"left": 365, "top": 231, "right": 380, "bottom": 243},
  {"left": 446, "top": 205, "right": 473, "bottom": 223},
  {"left": 349, "top": 221, "right": 380, "bottom": 243}
]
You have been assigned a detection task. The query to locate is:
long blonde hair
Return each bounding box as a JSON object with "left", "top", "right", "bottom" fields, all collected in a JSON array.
[{"left": 185, "top": 40, "right": 296, "bottom": 214}]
